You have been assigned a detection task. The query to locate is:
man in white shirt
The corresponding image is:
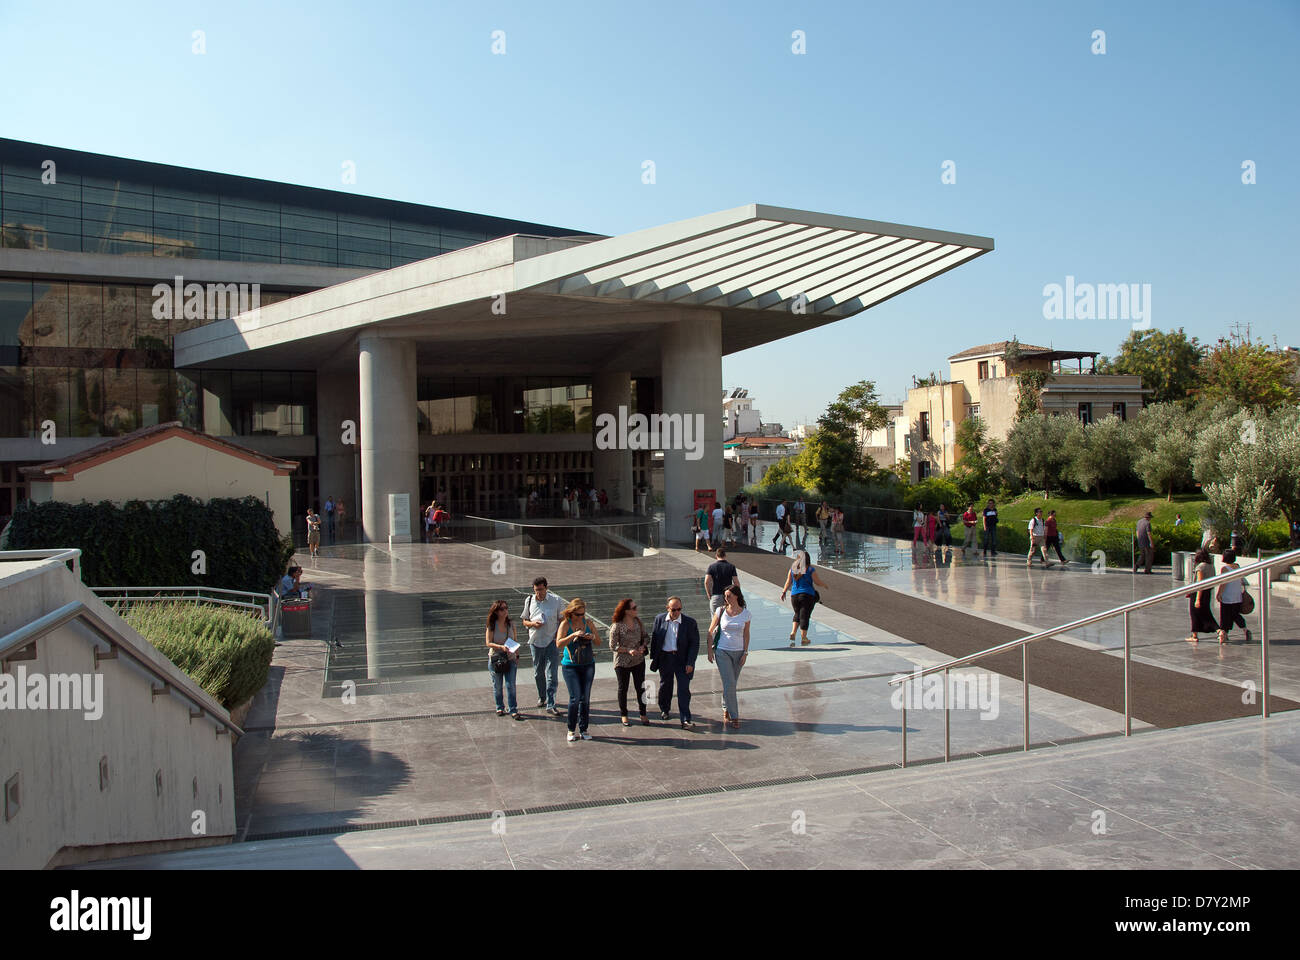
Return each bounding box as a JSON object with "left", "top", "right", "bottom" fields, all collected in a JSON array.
[
  {"left": 521, "top": 576, "right": 563, "bottom": 713},
  {"left": 710, "top": 502, "right": 725, "bottom": 549},
  {"left": 1027, "top": 508, "right": 1053, "bottom": 568},
  {"left": 772, "top": 501, "right": 788, "bottom": 551}
]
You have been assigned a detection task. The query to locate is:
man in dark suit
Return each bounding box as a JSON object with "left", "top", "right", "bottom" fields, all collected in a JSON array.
[{"left": 649, "top": 596, "right": 700, "bottom": 728}]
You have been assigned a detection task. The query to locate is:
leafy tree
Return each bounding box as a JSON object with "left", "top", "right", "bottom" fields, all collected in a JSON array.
[
  {"left": 1069, "top": 415, "right": 1133, "bottom": 496},
  {"left": 800, "top": 380, "right": 889, "bottom": 493},
  {"left": 1129, "top": 402, "right": 1199, "bottom": 500},
  {"left": 1014, "top": 370, "right": 1051, "bottom": 422},
  {"left": 1002, "top": 413, "right": 1082, "bottom": 497},
  {"left": 1203, "top": 474, "right": 1278, "bottom": 552},
  {"left": 1095, "top": 328, "right": 1203, "bottom": 405},
  {"left": 906, "top": 477, "right": 964, "bottom": 513},
  {"left": 1196, "top": 334, "right": 1299, "bottom": 411},
  {"left": 950, "top": 416, "right": 1003, "bottom": 503},
  {"left": 891, "top": 457, "right": 912, "bottom": 484},
  {"left": 1194, "top": 405, "right": 1300, "bottom": 530}
]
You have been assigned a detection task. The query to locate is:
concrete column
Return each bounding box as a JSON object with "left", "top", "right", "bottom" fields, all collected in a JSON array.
[
  {"left": 317, "top": 356, "right": 360, "bottom": 534},
  {"left": 358, "top": 334, "right": 418, "bottom": 543},
  {"left": 659, "top": 310, "right": 724, "bottom": 543},
  {"left": 591, "top": 369, "right": 633, "bottom": 513}
]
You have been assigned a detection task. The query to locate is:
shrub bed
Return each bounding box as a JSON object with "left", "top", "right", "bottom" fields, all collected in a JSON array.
[
  {"left": 2, "top": 494, "right": 293, "bottom": 592},
  {"left": 121, "top": 601, "right": 274, "bottom": 711}
]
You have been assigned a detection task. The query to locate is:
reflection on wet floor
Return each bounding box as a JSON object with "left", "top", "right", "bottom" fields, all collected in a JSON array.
[{"left": 323, "top": 575, "right": 860, "bottom": 698}]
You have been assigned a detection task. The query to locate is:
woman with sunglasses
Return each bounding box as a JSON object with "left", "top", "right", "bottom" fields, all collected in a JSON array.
[
  {"left": 558, "top": 597, "right": 600, "bottom": 741},
  {"left": 707, "top": 585, "right": 751, "bottom": 729},
  {"left": 485, "top": 600, "right": 523, "bottom": 720},
  {"left": 609, "top": 598, "right": 650, "bottom": 726}
]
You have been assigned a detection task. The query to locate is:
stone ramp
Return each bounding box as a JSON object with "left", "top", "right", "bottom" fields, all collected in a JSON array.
[
  {"left": 727, "top": 546, "right": 1299, "bottom": 728},
  {"left": 74, "top": 711, "right": 1300, "bottom": 869}
]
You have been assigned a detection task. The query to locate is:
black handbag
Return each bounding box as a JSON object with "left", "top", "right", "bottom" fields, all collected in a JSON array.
[{"left": 491, "top": 649, "right": 511, "bottom": 674}]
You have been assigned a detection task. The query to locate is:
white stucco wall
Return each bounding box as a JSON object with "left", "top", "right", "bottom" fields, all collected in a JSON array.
[
  {"left": 0, "top": 560, "right": 236, "bottom": 869},
  {"left": 28, "top": 434, "right": 294, "bottom": 537}
]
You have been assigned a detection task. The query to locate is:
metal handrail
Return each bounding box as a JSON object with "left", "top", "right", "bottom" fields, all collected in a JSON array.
[
  {"left": 0, "top": 547, "right": 81, "bottom": 578},
  {"left": 90, "top": 585, "right": 278, "bottom": 631},
  {"left": 0, "top": 599, "right": 242, "bottom": 737},
  {"left": 888, "top": 546, "right": 1300, "bottom": 767}
]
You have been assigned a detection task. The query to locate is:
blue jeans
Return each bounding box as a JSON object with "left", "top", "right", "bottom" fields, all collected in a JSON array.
[
  {"left": 532, "top": 641, "right": 558, "bottom": 707},
  {"left": 490, "top": 661, "right": 518, "bottom": 713},
  {"left": 562, "top": 661, "right": 595, "bottom": 732}
]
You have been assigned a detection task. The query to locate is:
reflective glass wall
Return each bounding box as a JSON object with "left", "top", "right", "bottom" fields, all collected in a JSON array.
[
  {"left": 0, "top": 278, "right": 308, "bottom": 439},
  {"left": 2, "top": 141, "right": 577, "bottom": 269}
]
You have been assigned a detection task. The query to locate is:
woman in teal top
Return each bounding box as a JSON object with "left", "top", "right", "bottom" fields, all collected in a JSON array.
[
  {"left": 557, "top": 597, "right": 601, "bottom": 741},
  {"left": 780, "top": 550, "right": 827, "bottom": 646}
]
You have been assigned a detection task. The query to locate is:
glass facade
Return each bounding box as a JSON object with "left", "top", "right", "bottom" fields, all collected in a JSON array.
[
  {"left": 1, "top": 139, "right": 581, "bottom": 269},
  {"left": 0, "top": 278, "right": 306, "bottom": 439}
]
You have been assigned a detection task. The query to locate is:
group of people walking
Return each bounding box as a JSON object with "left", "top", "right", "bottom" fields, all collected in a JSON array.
[
  {"left": 487, "top": 547, "right": 828, "bottom": 737},
  {"left": 489, "top": 576, "right": 710, "bottom": 737}
]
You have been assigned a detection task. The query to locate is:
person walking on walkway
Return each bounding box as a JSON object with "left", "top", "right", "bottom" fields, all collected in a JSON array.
[
  {"left": 961, "top": 503, "right": 978, "bottom": 557},
  {"left": 650, "top": 596, "right": 699, "bottom": 728},
  {"left": 781, "top": 549, "right": 827, "bottom": 646},
  {"left": 912, "top": 506, "right": 925, "bottom": 545},
  {"left": 693, "top": 504, "right": 710, "bottom": 551},
  {"left": 707, "top": 585, "right": 751, "bottom": 729},
  {"left": 324, "top": 496, "right": 336, "bottom": 544},
  {"left": 521, "top": 576, "right": 562, "bottom": 714},
  {"left": 306, "top": 506, "right": 322, "bottom": 559},
  {"left": 982, "top": 499, "right": 999, "bottom": 558},
  {"left": 485, "top": 600, "right": 524, "bottom": 720},
  {"left": 1186, "top": 548, "right": 1220, "bottom": 642},
  {"left": 924, "top": 509, "right": 938, "bottom": 550},
  {"left": 832, "top": 506, "right": 846, "bottom": 555},
  {"left": 793, "top": 498, "right": 807, "bottom": 549},
  {"left": 1135, "top": 512, "right": 1155, "bottom": 574},
  {"left": 558, "top": 597, "right": 600, "bottom": 740},
  {"left": 710, "top": 501, "right": 724, "bottom": 549},
  {"left": 705, "top": 546, "right": 740, "bottom": 621},
  {"left": 772, "top": 500, "right": 788, "bottom": 551},
  {"left": 1046, "top": 509, "right": 1068, "bottom": 563},
  {"left": 817, "top": 501, "right": 832, "bottom": 549},
  {"left": 1216, "top": 549, "right": 1252, "bottom": 644},
  {"left": 609, "top": 598, "right": 650, "bottom": 726},
  {"left": 1027, "top": 508, "right": 1054, "bottom": 567}
]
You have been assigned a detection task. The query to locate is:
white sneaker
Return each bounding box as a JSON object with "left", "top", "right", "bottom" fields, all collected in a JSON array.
[
  {"left": 567, "top": 731, "right": 579, "bottom": 742},
  {"left": 580, "top": 732, "right": 592, "bottom": 741}
]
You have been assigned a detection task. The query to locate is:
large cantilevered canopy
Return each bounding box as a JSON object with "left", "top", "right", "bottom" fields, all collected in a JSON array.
[{"left": 175, "top": 203, "right": 993, "bottom": 372}]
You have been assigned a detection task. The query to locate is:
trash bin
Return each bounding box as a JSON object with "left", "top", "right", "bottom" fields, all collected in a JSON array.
[
  {"left": 1171, "top": 551, "right": 1187, "bottom": 581},
  {"left": 281, "top": 595, "right": 313, "bottom": 639}
]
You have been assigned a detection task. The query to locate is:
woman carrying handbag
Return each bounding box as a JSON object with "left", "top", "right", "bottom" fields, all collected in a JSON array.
[
  {"left": 609, "top": 599, "right": 650, "bottom": 726},
  {"left": 558, "top": 597, "right": 600, "bottom": 741}
]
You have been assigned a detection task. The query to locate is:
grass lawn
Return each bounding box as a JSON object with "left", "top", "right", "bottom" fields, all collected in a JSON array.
[{"left": 997, "top": 491, "right": 1207, "bottom": 528}]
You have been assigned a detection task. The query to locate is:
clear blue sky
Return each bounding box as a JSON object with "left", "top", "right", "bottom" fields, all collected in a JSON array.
[{"left": 3, "top": 0, "right": 1296, "bottom": 428}]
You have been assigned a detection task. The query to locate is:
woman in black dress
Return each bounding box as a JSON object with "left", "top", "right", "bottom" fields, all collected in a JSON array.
[{"left": 1185, "top": 547, "right": 1220, "bottom": 642}]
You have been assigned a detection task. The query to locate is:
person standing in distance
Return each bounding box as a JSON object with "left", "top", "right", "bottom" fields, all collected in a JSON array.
[
  {"left": 324, "top": 495, "right": 336, "bottom": 544},
  {"left": 982, "top": 499, "right": 999, "bottom": 558},
  {"left": 704, "top": 547, "right": 740, "bottom": 622},
  {"left": 650, "top": 596, "right": 700, "bottom": 728},
  {"left": 521, "top": 576, "right": 563, "bottom": 714}
]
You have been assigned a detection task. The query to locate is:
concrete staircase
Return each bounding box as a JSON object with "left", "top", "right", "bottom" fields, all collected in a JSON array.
[{"left": 1274, "top": 561, "right": 1300, "bottom": 602}]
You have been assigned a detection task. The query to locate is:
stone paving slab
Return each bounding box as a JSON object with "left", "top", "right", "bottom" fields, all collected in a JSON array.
[{"left": 82, "top": 711, "right": 1300, "bottom": 869}]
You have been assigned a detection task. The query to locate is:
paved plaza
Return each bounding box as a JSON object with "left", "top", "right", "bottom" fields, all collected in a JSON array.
[{"left": 78, "top": 521, "right": 1299, "bottom": 868}]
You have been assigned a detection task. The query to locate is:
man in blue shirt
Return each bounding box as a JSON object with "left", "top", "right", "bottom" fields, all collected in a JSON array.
[{"left": 521, "top": 576, "right": 563, "bottom": 714}]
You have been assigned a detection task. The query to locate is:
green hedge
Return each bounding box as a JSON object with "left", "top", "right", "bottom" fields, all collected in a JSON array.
[
  {"left": 121, "top": 601, "right": 274, "bottom": 710},
  {"left": 2, "top": 494, "right": 293, "bottom": 591}
]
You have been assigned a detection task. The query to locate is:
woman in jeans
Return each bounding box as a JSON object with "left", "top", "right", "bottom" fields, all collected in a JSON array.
[
  {"left": 609, "top": 598, "right": 650, "bottom": 726},
  {"left": 1185, "top": 548, "right": 1220, "bottom": 642},
  {"left": 558, "top": 597, "right": 600, "bottom": 741},
  {"left": 707, "top": 585, "right": 751, "bottom": 728},
  {"left": 485, "top": 600, "right": 523, "bottom": 720},
  {"left": 781, "top": 549, "right": 828, "bottom": 646},
  {"left": 1216, "top": 549, "right": 1252, "bottom": 644}
]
